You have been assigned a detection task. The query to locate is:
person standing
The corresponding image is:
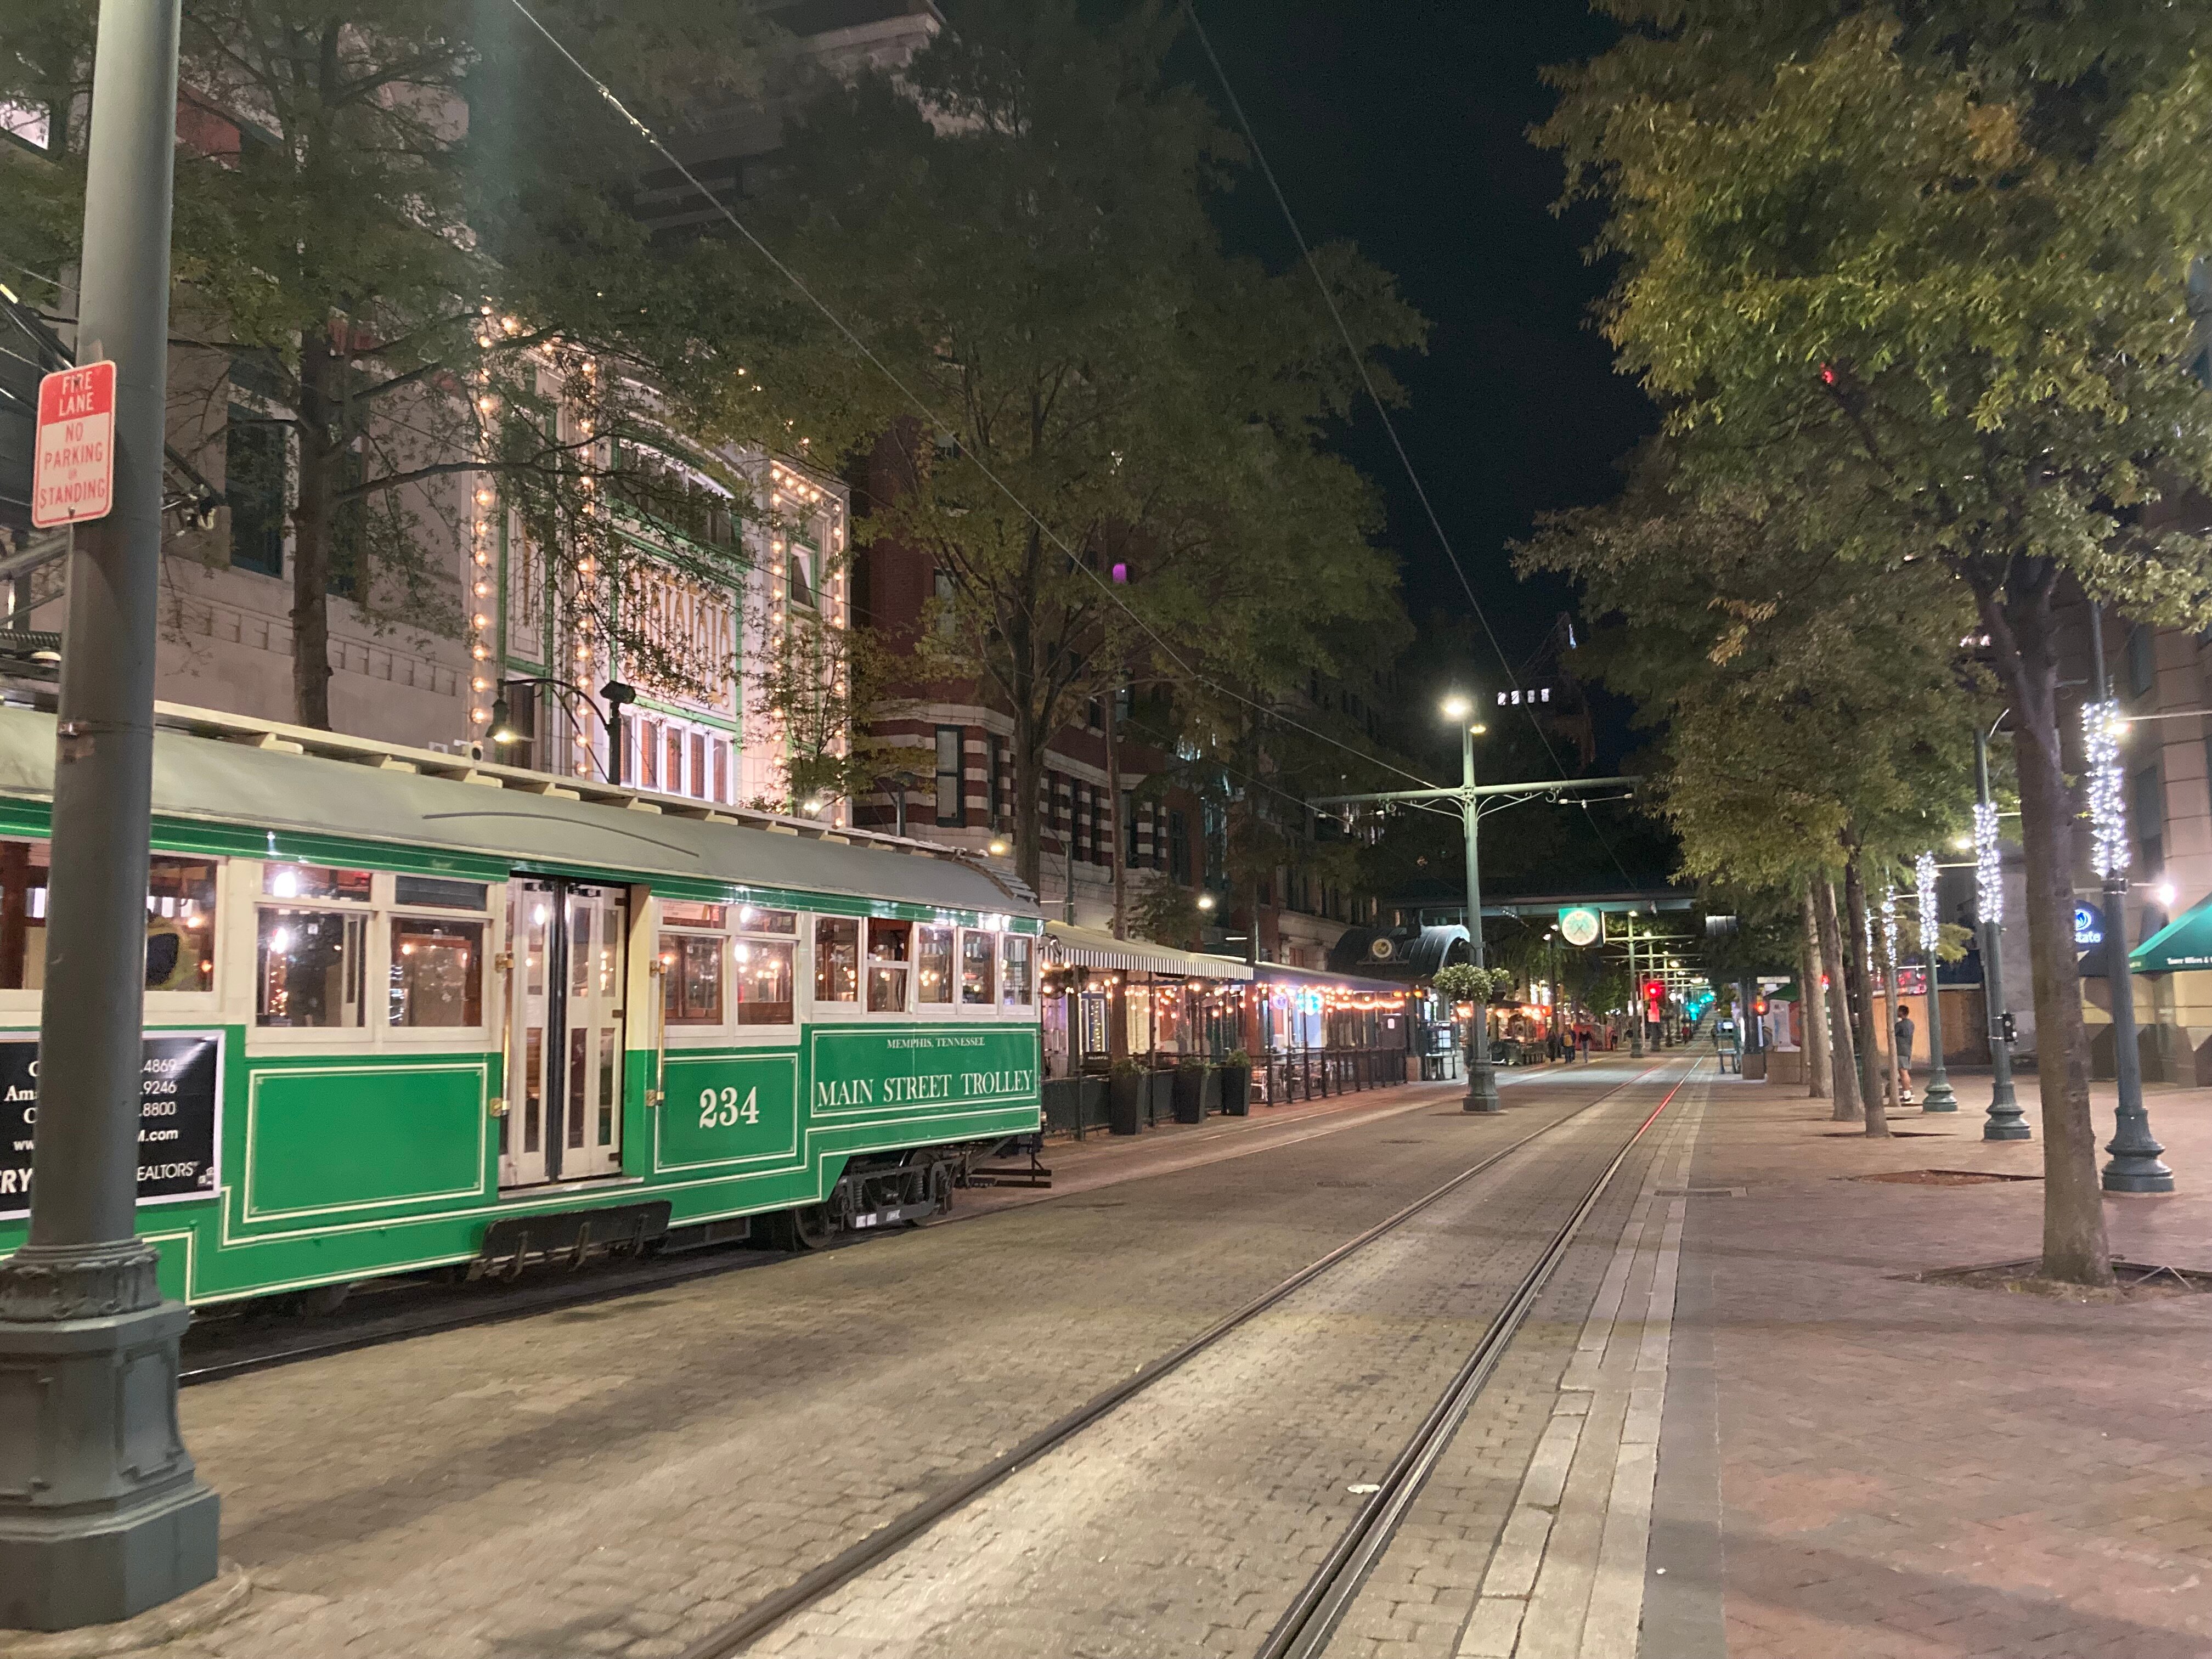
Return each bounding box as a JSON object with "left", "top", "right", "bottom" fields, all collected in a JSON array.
[{"left": 1894, "top": 1003, "right": 1916, "bottom": 1103}]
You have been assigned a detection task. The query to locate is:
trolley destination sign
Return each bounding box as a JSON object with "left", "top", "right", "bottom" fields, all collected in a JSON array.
[
  {"left": 30, "top": 359, "right": 117, "bottom": 528},
  {"left": 0, "top": 1030, "right": 222, "bottom": 1215}
]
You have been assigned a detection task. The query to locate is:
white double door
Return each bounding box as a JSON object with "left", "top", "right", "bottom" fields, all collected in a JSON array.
[{"left": 501, "top": 879, "right": 628, "bottom": 1187}]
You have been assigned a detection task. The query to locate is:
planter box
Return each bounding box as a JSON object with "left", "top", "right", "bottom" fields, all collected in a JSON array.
[
  {"left": 1107, "top": 1072, "right": 1143, "bottom": 1136},
  {"left": 1765, "top": 1049, "right": 1803, "bottom": 1085},
  {"left": 1218, "top": 1064, "right": 1251, "bottom": 1115},
  {"left": 1742, "top": 1049, "right": 1768, "bottom": 1080},
  {"left": 1172, "top": 1067, "right": 1207, "bottom": 1124}
]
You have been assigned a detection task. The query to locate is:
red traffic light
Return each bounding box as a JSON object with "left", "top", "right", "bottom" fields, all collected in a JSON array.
[
  {"left": 1753, "top": 997, "right": 1768, "bottom": 1016},
  {"left": 1644, "top": 980, "right": 1664, "bottom": 1000}
]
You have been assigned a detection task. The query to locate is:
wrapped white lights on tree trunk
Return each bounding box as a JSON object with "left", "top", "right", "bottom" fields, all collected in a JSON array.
[
  {"left": 1972, "top": 799, "right": 2002, "bottom": 927},
  {"left": 2084, "top": 698, "right": 2130, "bottom": 880}
]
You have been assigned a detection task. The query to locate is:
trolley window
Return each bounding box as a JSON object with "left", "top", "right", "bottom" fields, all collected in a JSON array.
[
  {"left": 735, "top": 904, "right": 795, "bottom": 934},
  {"left": 389, "top": 917, "right": 484, "bottom": 1027},
  {"left": 733, "top": 935, "right": 794, "bottom": 1025},
  {"left": 814, "top": 916, "right": 859, "bottom": 1004},
  {"left": 0, "top": 838, "right": 50, "bottom": 990},
  {"left": 263, "top": 862, "right": 373, "bottom": 902},
  {"left": 661, "top": 934, "right": 723, "bottom": 1025},
  {"left": 1001, "top": 934, "right": 1034, "bottom": 1009},
  {"left": 915, "top": 924, "right": 953, "bottom": 1005},
  {"left": 394, "top": 875, "right": 489, "bottom": 911},
  {"left": 960, "top": 929, "right": 995, "bottom": 1006},
  {"left": 257, "top": 909, "right": 366, "bottom": 1026},
  {"left": 145, "top": 856, "right": 219, "bottom": 994},
  {"left": 867, "top": 919, "right": 910, "bottom": 1013}
]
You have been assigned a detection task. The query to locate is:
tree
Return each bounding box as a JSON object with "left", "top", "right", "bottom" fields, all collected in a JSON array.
[
  {"left": 1521, "top": 450, "right": 1977, "bottom": 1133},
  {"left": 730, "top": 0, "right": 1422, "bottom": 898},
  {"left": 1542, "top": 7, "right": 2212, "bottom": 1275},
  {"left": 0, "top": 0, "right": 778, "bottom": 727},
  {"left": 740, "top": 604, "right": 910, "bottom": 815}
]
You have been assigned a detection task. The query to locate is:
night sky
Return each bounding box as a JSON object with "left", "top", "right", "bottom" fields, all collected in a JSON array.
[{"left": 1175, "top": 0, "right": 1657, "bottom": 732}]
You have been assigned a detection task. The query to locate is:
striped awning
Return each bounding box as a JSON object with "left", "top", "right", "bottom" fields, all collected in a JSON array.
[{"left": 1043, "top": 921, "right": 1254, "bottom": 980}]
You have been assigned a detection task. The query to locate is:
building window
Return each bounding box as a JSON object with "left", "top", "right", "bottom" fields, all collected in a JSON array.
[
  {"left": 225, "top": 408, "right": 286, "bottom": 576},
  {"left": 690, "top": 732, "right": 708, "bottom": 800},
  {"left": 989, "top": 738, "right": 1006, "bottom": 831},
  {"left": 713, "top": 739, "right": 729, "bottom": 804},
  {"left": 640, "top": 720, "right": 660, "bottom": 790},
  {"left": 2126, "top": 623, "right": 2157, "bottom": 699},
  {"left": 1123, "top": 789, "right": 1137, "bottom": 865},
  {"left": 935, "top": 726, "right": 962, "bottom": 827},
  {"left": 1168, "top": 808, "right": 1190, "bottom": 886},
  {"left": 933, "top": 567, "right": 956, "bottom": 637}
]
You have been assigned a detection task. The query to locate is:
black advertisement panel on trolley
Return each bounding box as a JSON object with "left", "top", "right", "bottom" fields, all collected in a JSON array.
[{"left": 0, "top": 1029, "right": 223, "bottom": 1217}]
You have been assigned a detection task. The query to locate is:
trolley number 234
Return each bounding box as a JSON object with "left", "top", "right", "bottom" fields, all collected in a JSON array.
[{"left": 699, "top": 1086, "right": 760, "bottom": 1129}]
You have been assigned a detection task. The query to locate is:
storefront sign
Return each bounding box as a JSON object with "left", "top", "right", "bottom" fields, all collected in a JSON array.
[
  {"left": 0, "top": 1030, "right": 222, "bottom": 1216},
  {"left": 2074, "top": 901, "right": 2104, "bottom": 949}
]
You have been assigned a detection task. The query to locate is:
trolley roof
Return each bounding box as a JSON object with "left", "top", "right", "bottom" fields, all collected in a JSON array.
[{"left": 0, "top": 704, "right": 1039, "bottom": 921}]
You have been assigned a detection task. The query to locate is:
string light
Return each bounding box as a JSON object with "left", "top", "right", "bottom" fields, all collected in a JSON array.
[
  {"left": 2085, "top": 698, "right": 2129, "bottom": 879},
  {"left": 1915, "top": 851, "right": 1941, "bottom": 961},
  {"left": 1973, "top": 799, "right": 2004, "bottom": 927},
  {"left": 1880, "top": 884, "right": 1899, "bottom": 974}
]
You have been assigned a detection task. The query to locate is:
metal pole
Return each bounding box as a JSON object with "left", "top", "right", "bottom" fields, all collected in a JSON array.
[
  {"left": 1460, "top": 721, "right": 1500, "bottom": 1113},
  {"left": 1920, "top": 918, "right": 1958, "bottom": 1112},
  {"left": 2088, "top": 605, "right": 2171, "bottom": 1189},
  {"left": 1627, "top": 913, "right": 1643, "bottom": 1058},
  {"left": 0, "top": 0, "right": 221, "bottom": 1628},
  {"left": 1976, "top": 724, "right": 2029, "bottom": 1139}
]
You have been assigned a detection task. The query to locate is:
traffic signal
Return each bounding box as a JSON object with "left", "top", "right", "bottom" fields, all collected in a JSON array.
[
  {"left": 1753, "top": 997, "right": 1768, "bottom": 1017},
  {"left": 1644, "top": 980, "right": 1664, "bottom": 1001}
]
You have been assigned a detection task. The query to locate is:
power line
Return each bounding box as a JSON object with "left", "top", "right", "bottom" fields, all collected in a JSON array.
[{"left": 504, "top": 0, "right": 1438, "bottom": 799}]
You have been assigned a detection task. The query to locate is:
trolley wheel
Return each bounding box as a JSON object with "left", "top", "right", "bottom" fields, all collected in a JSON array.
[
  {"left": 295, "top": 1280, "right": 353, "bottom": 1316},
  {"left": 774, "top": 1203, "right": 835, "bottom": 1252}
]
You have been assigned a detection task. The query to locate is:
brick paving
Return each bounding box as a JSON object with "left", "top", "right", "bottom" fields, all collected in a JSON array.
[
  {"left": 129, "top": 1058, "right": 1680, "bottom": 1659},
  {"left": 1657, "top": 1071, "right": 2212, "bottom": 1659}
]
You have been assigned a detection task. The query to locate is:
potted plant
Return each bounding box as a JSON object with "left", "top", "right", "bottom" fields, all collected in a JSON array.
[
  {"left": 1107, "top": 1057, "right": 1146, "bottom": 1136},
  {"left": 1172, "top": 1054, "right": 1210, "bottom": 1123},
  {"left": 1218, "top": 1048, "right": 1253, "bottom": 1116}
]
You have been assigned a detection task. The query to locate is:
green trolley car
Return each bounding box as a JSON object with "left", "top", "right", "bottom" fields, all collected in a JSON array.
[{"left": 0, "top": 704, "right": 1043, "bottom": 1305}]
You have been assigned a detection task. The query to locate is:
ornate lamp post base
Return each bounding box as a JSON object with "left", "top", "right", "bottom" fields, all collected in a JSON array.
[
  {"left": 0, "top": 1245, "right": 221, "bottom": 1630},
  {"left": 1981, "top": 1087, "right": 2030, "bottom": 1139},
  {"left": 1919, "top": 1074, "right": 1959, "bottom": 1112},
  {"left": 2103, "top": 1117, "right": 2175, "bottom": 1193},
  {"left": 1464, "top": 1054, "right": 1502, "bottom": 1114}
]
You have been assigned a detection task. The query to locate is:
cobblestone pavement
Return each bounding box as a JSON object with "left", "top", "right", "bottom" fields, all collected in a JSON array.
[
  {"left": 1655, "top": 1072, "right": 2212, "bottom": 1659},
  {"left": 755, "top": 1071, "right": 1696, "bottom": 1659},
  {"left": 151, "top": 1056, "right": 1690, "bottom": 1659}
]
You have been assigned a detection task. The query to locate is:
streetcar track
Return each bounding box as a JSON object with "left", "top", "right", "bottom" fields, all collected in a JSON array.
[
  {"left": 1262, "top": 1061, "right": 1702, "bottom": 1659},
  {"left": 177, "top": 1063, "right": 1602, "bottom": 1387},
  {"left": 673, "top": 1055, "right": 1699, "bottom": 1659}
]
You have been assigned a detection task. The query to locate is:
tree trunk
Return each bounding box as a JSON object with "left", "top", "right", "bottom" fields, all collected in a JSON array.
[
  {"left": 1799, "top": 885, "right": 1830, "bottom": 1097},
  {"left": 1011, "top": 713, "right": 1045, "bottom": 899},
  {"left": 1105, "top": 692, "right": 1127, "bottom": 939},
  {"left": 1974, "top": 565, "right": 2112, "bottom": 1286},
  {"left": 1814, "top": 877, "right": 1861, "bottom": 1121},
  {"left": 1843, "top": 853, "right": 1889, "bottom": 1137},
  {"left": 290, "top": 329, "right": 338, "bottom": 728}
]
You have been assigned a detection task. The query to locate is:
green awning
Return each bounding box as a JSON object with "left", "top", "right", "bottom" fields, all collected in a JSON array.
[{"left": 2131, "top": 898, "right": 2212, "bottom": 973}]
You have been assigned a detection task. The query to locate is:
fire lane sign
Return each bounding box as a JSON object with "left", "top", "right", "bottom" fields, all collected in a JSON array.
[{"left": 31, "top": 360, "right": 116, "bottom": 528}]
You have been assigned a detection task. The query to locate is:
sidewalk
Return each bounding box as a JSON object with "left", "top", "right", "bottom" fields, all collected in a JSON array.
[{"left": 1644, "top": 1070, "right": 2212, "bottom": 1657}]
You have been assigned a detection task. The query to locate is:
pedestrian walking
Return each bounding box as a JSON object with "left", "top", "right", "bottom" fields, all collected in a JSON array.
[
  {"left": 1577, "top": 1023, "right": 1593, "bottom": 1060},
  {"left": 1894, "top": 1004, "right": 1916, "bottom": 1102}
]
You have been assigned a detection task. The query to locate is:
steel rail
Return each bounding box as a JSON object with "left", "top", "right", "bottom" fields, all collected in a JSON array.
[
  {"left": 675, "top": 1056, "right": 1700, "bottom": 1659},
  {"left": 1257, "top": 1063, "right": 1701, "bottom": 1659}
]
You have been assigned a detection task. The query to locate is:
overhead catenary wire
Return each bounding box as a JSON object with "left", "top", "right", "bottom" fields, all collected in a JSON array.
[{"left": 503, "top": 0, "right": 1440, "bottom": 798}]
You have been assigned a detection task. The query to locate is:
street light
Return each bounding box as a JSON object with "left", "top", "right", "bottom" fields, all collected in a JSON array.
[
  {"left": 488, "top": 676, "right": 634, "bottom": 785},
  {"left": 1442, "top": 700, "right": 1504, "bottom": 1113},
  {"left": 1441, "top": 693, "right": 1472, "bottom": 721},
  {"left": 1197, "top": 893, "right": 1217, "bottom": 912}
]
